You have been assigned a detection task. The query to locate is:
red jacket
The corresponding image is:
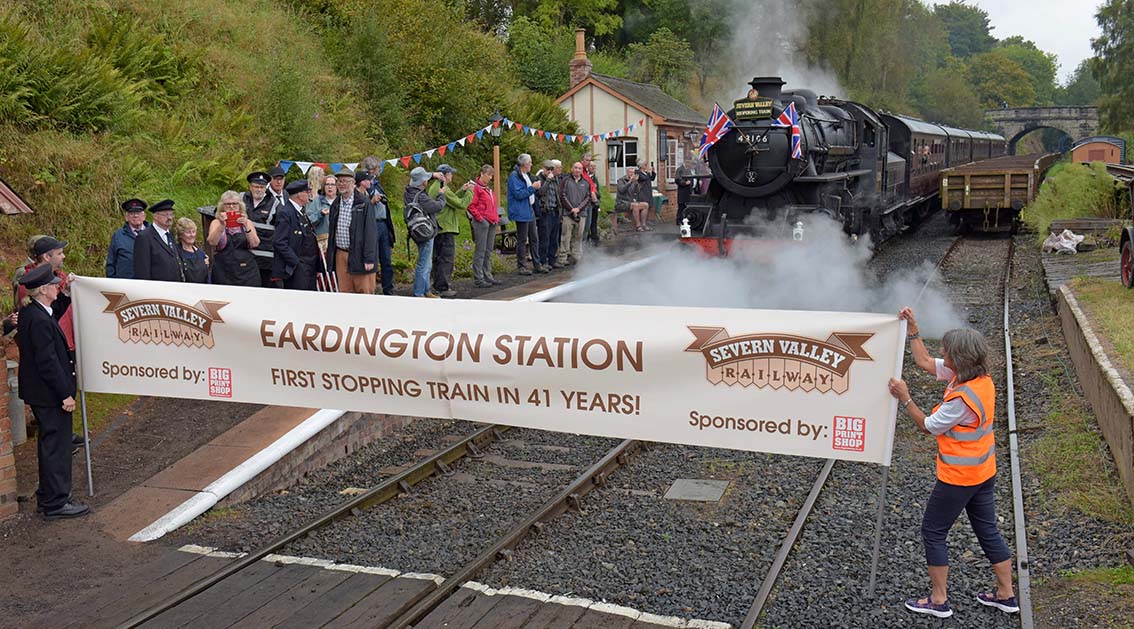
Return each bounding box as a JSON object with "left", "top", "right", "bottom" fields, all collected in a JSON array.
[{"left": 467, "top": 182, "right": 499, "bottom": 224}]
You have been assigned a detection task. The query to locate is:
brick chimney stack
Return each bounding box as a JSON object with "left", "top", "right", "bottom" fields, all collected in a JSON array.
[{"left": 569, "top": 28, "right": 592, "bottom": 88}]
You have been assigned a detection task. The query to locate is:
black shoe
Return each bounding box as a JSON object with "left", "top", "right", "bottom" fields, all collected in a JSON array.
[
  {"left": 43, "top": 502, "right": 90, "bottom": 520},
  {"left": 72, "top": 434, "right": 85, "bottom": 447},
  {"left": 489, "top": 278, "right": 502, "bottom": 285},
  {"left": 534, "top": 266, "right": 549, "bottom": 274},
  {"left": 473, "top": 280, "right": 489, "bottom": 288},
  {"left": 518, "top": 267, "right": 532, "bottom": 276}
]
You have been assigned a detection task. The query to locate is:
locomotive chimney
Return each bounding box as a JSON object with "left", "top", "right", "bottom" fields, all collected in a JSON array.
[
  {"left": 749, "top": 77, "right": 786, "bottom": 104},
  {"left": 569, "top": 29, "right": 593, "bottom": 88}
]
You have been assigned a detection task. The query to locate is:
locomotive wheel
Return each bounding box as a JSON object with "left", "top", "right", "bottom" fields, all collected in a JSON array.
[{"left": 1122, "top": 241, "right": 1134, "bottom": 289}]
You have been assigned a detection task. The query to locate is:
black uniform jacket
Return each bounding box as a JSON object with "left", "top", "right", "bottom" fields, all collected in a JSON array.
[
  {"left": 133, "top": 225, "right": 184, "bottom": 282},
  {"left": 327, "top": 191, "right": 378, "bottom": 273},
  {"left": 17, "top": 300, "right": 75, "bottom": 406},
  {"left": 272, "top": 202, "right": 318, "bottom": 279}
]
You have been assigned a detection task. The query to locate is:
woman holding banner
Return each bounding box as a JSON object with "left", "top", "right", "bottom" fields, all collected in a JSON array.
[{"left": 888, "top": 307, "right": 1017, "bottom": 620}]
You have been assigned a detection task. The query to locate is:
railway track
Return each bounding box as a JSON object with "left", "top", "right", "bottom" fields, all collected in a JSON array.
[
  {"left": 106, "top": 232, "right": 1034, "bottom": 628},
  {"left": 748, "top": 233, "right": 1034, "bottom": 628}
]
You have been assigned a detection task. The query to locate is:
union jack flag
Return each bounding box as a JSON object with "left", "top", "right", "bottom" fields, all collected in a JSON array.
[
  {"left": 774, "top": 102, "right": 804, "bottom": 160},
  {"left": 697, "top": 103, "right": 734, "bottom": 159}
]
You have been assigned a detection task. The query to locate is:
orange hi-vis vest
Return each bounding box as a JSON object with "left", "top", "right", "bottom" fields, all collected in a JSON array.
[{"left": 932, "top": 374, "right": 996, "bottom": 486}]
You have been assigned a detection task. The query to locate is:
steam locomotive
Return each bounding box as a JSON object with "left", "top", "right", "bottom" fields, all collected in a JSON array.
[{"left": 682, "top": 76, "right": 1006, "bottom": 251}]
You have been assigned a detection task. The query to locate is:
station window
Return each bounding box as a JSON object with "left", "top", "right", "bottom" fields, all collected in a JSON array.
[{"left": 607, "top": 139, "right": 638, "bottom": 182}]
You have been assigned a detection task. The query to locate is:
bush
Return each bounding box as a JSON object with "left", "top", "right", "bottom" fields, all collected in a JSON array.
[{"left": 1024, "top": 161, "right": 1129, "bottom": 242}]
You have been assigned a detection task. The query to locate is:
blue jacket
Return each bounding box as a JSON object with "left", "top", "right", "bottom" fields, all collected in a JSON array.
[
  {"left": 506, "top": 167, "right": 538, "bottom": 222},
  {"left": 106, "top": 221, "right": 148, "bottom": 279}
]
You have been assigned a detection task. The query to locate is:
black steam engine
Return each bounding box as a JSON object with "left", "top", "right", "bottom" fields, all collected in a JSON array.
[{"left": 683, "top": 77, "right": 1006, "bottom": 248}]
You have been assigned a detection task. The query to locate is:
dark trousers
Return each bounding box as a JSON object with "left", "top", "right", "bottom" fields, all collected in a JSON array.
[
  {"left": 283, "top": 258, "right": 318, "bottom": 290},
  {"left": 32, "top": 404, "right": 72, "bottom": 510},
  {"left": 515, "top": 220, "right": 539, "bottom": 269},
  {"left": 431, "top": 232, "right": 456, "bottom": 292},
  {"left": 376, "top": 221, "right": 394, "bottom": 295},
  {"left": 922, "top": 476, "right": 1011, "bottom": 567},
  {"left": 537, "top": 211, "right": 559, "bottom": 266}
]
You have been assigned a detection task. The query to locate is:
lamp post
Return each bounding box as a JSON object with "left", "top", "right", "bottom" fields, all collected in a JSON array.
[{"left": 489, "top": 111, "right": 503, "bottom": 210}]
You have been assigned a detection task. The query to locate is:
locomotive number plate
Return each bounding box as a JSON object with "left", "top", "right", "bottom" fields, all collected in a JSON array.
[{"left": 735, "top": 132, "right": 770, "bottom": 144}]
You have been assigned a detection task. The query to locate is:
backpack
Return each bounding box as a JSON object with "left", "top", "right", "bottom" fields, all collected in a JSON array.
[{"left": 405, "top": 191, "right": 436, "bottom": 245}]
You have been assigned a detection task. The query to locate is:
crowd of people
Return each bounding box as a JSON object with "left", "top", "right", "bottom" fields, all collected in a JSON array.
[{"left": 99, "top": 152, "right": 608, "bottom": 298}]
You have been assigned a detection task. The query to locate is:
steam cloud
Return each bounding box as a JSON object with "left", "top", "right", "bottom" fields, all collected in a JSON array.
[
  {"left": 561, "top": 219, "right": 963, "bottom": 339},
  {"left": 717, "top": 0, "right": 843, "bottom": 103}
]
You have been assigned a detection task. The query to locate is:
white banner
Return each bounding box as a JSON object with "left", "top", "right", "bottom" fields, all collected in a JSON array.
[{"left": 72, "top": 278, "right": 905, "bottom": 464}]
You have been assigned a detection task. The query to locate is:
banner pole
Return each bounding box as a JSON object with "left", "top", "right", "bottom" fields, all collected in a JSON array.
[
  {"left": 866, "top": 464, "right": 889, "bottom": 597},
  {"left": 70, "top": 278, "right": 94, "bottom": 497}
]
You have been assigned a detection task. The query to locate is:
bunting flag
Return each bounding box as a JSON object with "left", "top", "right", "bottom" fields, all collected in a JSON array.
[{"left": 282, "top": 116, "right": 665, "bottom": 174}]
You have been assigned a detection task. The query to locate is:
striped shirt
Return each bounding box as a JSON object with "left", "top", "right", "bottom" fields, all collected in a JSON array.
[{"left": 335, "top": 194, "right": 353, "bottom": 249}]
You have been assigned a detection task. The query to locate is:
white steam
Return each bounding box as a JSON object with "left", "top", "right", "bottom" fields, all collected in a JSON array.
[
  {"left": 562, "top": 220, "right": 962, "bottom": 339},
  {"left": 718, "top": 0, "right": 843, "bottom": 102}
]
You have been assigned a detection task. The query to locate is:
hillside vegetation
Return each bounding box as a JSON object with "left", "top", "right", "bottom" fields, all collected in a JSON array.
[{"left": 0, "top": 0, "right": 583, "bottom": 301}]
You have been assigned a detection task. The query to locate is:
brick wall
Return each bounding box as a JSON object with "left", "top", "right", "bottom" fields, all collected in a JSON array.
[
  {"left": 219, "top": 412, "right": 415, "bottom": 506},
  {"left": 0, "top": 339, "right": 18, "bottom": 520}
]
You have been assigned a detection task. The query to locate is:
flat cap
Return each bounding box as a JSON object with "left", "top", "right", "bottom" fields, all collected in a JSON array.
[
  {"left": 247, "top": 171, "right": 270, "bottom": 185},
  {"left": 284, "top": 179, "right": 311, "bottom": 194},
  {"left": 32, "top": 236, "right": 67, "bottom": 257},
  {"left": 121, "top": 198, "right": 148, "bottom": 213},
  {"left": 269, "top": 165, "right": 287, "bottom": 178},
  {"left": 150, "top": 199, "right": 175, "bottom": 214},
  {"left": 18, "top": 264, "right": 61, "bottom": 289},
  {"left": 335, "top": 167, "right": 355, "bottom": 178}
]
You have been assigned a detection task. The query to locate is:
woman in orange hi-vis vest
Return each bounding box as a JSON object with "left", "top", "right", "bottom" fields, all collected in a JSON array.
[{"left": 887, "top": 307, "right": 1017, "bottom": 620}]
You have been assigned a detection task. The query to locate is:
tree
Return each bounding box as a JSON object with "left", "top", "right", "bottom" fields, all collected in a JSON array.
[
  {"left": 967, "top": 50, "right": 1036, "bottom": 109},
  {"left": 616, "top": 0, "right": 732, "bottom": 99},
  {"left": 511, "top": 0, "right": 622, "bottom": 37},
  {"left": 996, "top": 37, "right": 1058, "bottom": 105},
  {"left": 912, "top": 65, "right": 985, "bottom": 128},
  {"left": 1055, "top": 59, "right": 1102, "bottom": 106},
  {"left": 934, "top": 1, "right": 995, "bottom": 58},
  {"left": 1092, "top": 0, "right": 1134, "bottom": 132},
  {"left": 625, "top": 27, "right": 696, "bottom": 102},
  {"left": 506, "top": 17, "right": 573, "bottom": 96}
]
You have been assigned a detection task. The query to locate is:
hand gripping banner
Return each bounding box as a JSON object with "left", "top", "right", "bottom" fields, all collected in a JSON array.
[{"left": 73, "top": 278, "right": 906, "bottom": 465}]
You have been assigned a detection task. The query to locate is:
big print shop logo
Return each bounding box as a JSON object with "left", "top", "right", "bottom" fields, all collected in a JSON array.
[{"left": 684, "top": 326, "right": 874, "bottom": 394}]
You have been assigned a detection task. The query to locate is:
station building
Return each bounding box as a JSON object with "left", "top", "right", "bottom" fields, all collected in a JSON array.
[{"left": 556, "top": 29, "right": 706, "bottom": 221}]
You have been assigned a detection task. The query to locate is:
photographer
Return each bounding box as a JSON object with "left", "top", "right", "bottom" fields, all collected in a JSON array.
[
  {"left": 536, "top": 160, "right": 562, "bottom": 270},
  {"left": 635, "top": 163, "right": 656, "bottom": 231},
  {"left": 614, "top": 167, "right": 648, "bottom": 235},
  {"left": 356, "top": 170, "right": 396, "bottom": 295},
  {"left": 887, "top": 307, "right": 1018, "bottom": 619},
  {"left": 506, "top": 154, "right": 545, "bottom": 275},
  {"left": 428, "top": 164, "right": 472, "bottom": 297}
]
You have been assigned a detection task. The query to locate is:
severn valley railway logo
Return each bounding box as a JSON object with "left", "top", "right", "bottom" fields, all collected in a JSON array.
[
  {"left": 102, "top": 292, "right": 228, "bottom": 348},
  {"left": 685, "top": 326, "right": 874, "bottom": 395}
]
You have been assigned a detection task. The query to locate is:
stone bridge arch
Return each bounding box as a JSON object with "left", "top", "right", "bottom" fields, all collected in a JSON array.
[{"left": 985, "top": 106, "right": 1100, "bottom": 153}]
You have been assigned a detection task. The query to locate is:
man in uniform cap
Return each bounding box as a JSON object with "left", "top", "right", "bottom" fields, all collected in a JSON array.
[
  {"left": 133, "top": 199, "right": 185, "bottom": 282},
  {"left": 327, "top": 167, "right": 378, "bottom": 294},
  {"left": 106, "top": 198, "right": 149, "bottom": 279},
  {"left": 272, "top": 180, "right": 322, "bottom": 290},
  {"left": 17, "top": 265, "right": 87, "bottom": 519},
  {"left": 244, "top": 170, "right": 282, "bottom": 288}
]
